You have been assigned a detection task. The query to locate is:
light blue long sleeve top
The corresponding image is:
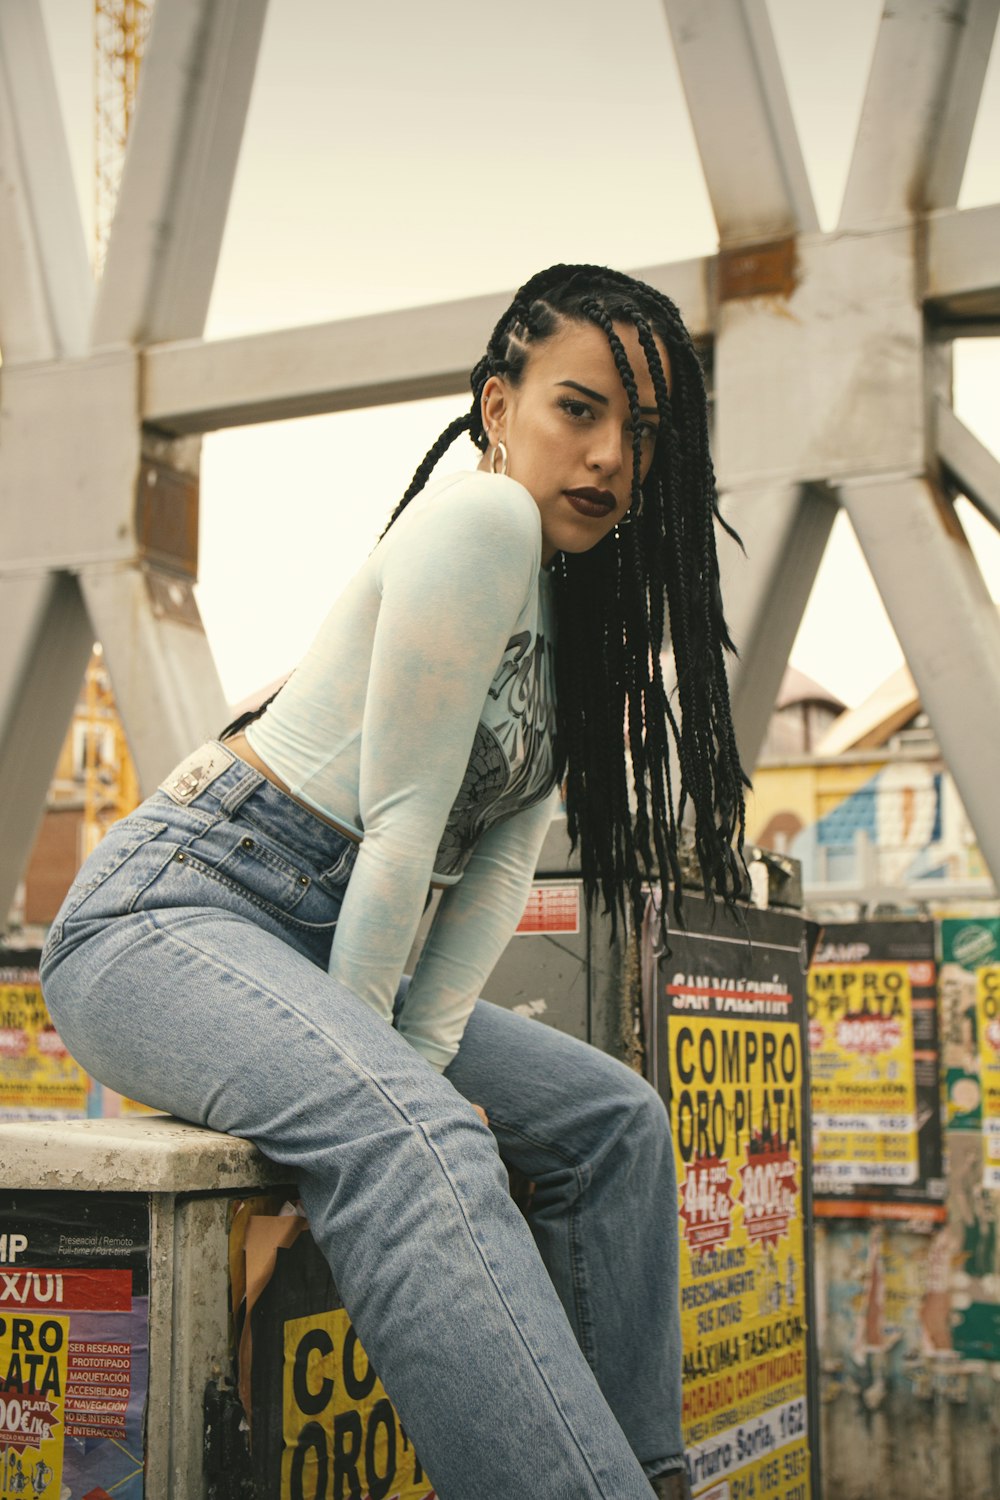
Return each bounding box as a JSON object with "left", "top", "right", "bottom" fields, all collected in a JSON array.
[{"left": 246, "top": 470, "right": 558, "bottom": 1070}]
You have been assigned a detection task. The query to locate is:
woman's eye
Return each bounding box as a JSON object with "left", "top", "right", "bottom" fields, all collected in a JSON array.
[
  {"left": 629, "top": 421, "right": 659, "bottom": 442},
  {"left": 558, "top": 398, "right": 593, "bottom": 421}
]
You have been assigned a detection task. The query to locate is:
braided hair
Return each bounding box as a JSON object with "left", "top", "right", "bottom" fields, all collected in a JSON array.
[{"left": 386, "top": 263, "right": 748, "bottom": 937}]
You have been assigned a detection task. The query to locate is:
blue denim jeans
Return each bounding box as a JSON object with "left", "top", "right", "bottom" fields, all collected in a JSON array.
[{"left": 40, "top": 748, "right": 683, "bottom": 1499}]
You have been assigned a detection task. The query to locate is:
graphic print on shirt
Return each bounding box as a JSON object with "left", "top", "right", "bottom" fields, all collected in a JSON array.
[{"left": 434, "top": 629, "right": 557, "bottom": 877}]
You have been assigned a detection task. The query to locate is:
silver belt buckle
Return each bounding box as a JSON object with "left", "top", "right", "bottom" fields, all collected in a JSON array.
[{"left": 159, "top": 742, "right": 235, "bottom": 805}]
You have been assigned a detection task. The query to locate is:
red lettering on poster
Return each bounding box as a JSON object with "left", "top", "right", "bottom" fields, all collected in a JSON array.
[
  {"left": 0, "top": 1268, "right": 131, "bottom": 1312},
  {"left": 516, "top": 884, "right": 580, "bottom": 936},
  {"left": 679, "top": 1156, "right": 734, "bottom": 1251},
  {"left": 739, "top": 1142, "right": 798, "bottom": 1248},
  {"left": 0, "top": 1394, "right": 60, "bottom": 1453},
  {"left": 835, "top": 1017, "right": 902, "bottom": 1055}
]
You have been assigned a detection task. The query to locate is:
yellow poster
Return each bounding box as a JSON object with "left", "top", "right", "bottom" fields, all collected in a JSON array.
[
  {"left": 807, "top": 963, "right": 918, "bottom": 1189},
  {"left": 281, "top": 1308, "right": 434, "bottom": 1500},
  {"left": 0, "top": 1312, "right": 68, "bottom": 1500},
  {"left": 119, "top": 1098, "right": 158, "bottom": 1115},
  {"left": 0, "top": 984, "right": 88, "bottom": 1117},
  {"left": 671, "top": 1016, "right": 810, "bottom": 1500},
  {"left": 976, "top": 966, "right": 1000, "bottom": 1190}
]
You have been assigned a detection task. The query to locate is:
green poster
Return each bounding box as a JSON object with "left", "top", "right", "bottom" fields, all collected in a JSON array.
[{"left": 939, "top": 919, "right": 1000, "bottom": 1132}]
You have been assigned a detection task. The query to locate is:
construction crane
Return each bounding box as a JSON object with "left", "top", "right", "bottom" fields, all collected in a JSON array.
[
  {"left": 79, "top": 1, "right": 153, "bottom": 849},
  {"left": 80, "top": 648, "right": 141, "bottom": 859},
  {"left": 94, "top": 0, "right": 153, "bottom": 266}
]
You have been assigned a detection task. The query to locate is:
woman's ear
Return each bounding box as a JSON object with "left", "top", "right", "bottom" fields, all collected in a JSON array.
[{"left": 480, "top": 375, "right": 510, "bottom": 445}]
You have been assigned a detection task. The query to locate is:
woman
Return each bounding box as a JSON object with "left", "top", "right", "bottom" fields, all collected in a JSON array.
[{"left": 41, "top": 264, "right": 746, "bottom": 1499}]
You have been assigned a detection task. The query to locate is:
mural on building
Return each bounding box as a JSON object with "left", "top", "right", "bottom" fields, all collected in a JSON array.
[{"left": 748, "top": 668, "right": 988, "bottom": 895}]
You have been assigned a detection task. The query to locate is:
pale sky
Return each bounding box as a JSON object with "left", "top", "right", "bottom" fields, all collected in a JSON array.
[{"left": 39, "top": 0, "right": 1000, "bottom": 708}]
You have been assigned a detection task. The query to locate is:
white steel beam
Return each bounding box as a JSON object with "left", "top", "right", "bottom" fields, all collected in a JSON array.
[
  {"left": 660, "top": 0, "right": 818, "bottom": 242},
  {"left": 0, "top": 573, "right": 94, "bottom": 922},
  {"left": 839, "top": 0, "right": 1000, "bottom": 230},
  {"left": 718, "top": 483, "right": 838, "bottom": 769},
  {"left": 79, "top": 568, "right": 230, "bottom": 792},
  {"left": 841, "top": 476, "right": 1000, "bottom": 889},
  {"left": 0, "top": 1, "right": 92, "bottom": 362},
  {"left": 923, "top": 0, "right": 1000, "bottom": 209},
  {"left": 0, "top": 351, "right": 140, "bottom": 570},
  {"left": 924, "top": 204, "right": 1000, "bottom": 330},
  {"left": 91, "top": 0, "right": 269, "bottom": 349},
  {"left": 144, "top": 297, "right": 506, "bottom": 435},
  {"left": 714, "top": 225, "right": 923, "bottom": 492},
  {"left": 2, "top": 0, "right": 999, "bottom": 926},
  {"left": 142, "top": 256, "right": 713, "bottom": 434},
  {"left": 936, "top": 399, "right": 1000, "bottom": 531}
]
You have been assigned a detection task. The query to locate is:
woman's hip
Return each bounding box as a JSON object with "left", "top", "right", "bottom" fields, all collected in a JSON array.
[{"left": 43, "top": 742, "right": 359, "bottom": 970}]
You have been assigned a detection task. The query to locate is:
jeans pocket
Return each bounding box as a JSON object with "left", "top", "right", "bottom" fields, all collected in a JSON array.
[
  {"left": 129, "top": 828, "right": 344, "bottom": 935},
  {"left": 202, "top": 826, "right": 316, "bottom": 913}
]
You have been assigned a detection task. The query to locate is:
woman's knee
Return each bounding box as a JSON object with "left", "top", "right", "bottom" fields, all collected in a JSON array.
[
  {"left": 582, "top": 1048, "right": 669, "bottom": 1133},
  {"left": 582, "top": 1064, "right": 674, "bottom": 1194},
  {"left": 619, "top": 1069, "right": 672, "bottom": 1152}
]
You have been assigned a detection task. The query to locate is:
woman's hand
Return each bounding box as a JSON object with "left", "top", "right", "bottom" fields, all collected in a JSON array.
[{"left": 466, "top": 1101, "right": 535, "bottom": 1211}]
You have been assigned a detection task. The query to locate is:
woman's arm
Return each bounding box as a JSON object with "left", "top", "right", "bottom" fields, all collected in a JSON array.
[
  {"left": 398, "top": 790, "right": 558, "bottom": 1071},
  {"left": 325, "top": 472, "right": 543, "bottom": 1047}
]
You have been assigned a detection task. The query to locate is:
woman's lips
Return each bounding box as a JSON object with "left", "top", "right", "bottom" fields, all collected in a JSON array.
[{"left": 563, "top": 488, "right": 616, "bottom": 518}]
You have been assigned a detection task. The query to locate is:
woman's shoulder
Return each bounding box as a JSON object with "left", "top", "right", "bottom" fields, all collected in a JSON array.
[{"left": 401, "top": 470, "right": 541, "bottom": 558}]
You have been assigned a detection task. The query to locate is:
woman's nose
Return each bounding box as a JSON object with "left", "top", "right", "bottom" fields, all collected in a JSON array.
[{"left": 588, "top": 426, "right": 625, "bottom": 476}]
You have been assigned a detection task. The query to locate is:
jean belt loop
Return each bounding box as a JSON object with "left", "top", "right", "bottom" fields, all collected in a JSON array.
[{"left": 219, "top": 765, "right": 266, "bottom": 815}]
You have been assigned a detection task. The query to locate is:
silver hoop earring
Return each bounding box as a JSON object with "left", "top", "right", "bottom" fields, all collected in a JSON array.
[{"left": 490, "top": 439, "right": 509, "bottom": 476}]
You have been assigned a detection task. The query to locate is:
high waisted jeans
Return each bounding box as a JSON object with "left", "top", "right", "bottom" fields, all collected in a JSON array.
[{"left": 40, "top": 748, "right": 684, "bottom": 1499}]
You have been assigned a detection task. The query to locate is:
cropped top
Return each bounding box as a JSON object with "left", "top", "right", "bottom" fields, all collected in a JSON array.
[{"left": 247, "top": 470, "right": 558, "bottom": 1070}]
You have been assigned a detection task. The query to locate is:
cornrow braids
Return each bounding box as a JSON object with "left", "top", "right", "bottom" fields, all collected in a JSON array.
[{"left": 384, "top": 263, "right": 748, "bottom": 947}]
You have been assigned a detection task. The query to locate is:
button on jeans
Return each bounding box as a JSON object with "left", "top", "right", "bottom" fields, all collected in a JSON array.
[{"left": 40, "top": 751, "right": 684, "bottom": 1499}]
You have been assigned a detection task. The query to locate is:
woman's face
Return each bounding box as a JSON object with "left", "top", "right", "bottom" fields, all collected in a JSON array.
[{"left": 480, "top": 318, "right": 669, "bottom": 565}]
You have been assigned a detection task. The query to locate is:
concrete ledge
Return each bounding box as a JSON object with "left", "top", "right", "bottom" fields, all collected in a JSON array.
[{"left": 0, "top": 1115, "right": 290, "bottom": 1194}]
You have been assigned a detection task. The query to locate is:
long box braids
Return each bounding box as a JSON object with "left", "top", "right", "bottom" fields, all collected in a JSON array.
[{"left": 386, "top": 264, "right": 749, "bottom": 942}]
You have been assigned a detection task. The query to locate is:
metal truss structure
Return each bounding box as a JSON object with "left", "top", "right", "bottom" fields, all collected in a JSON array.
[{"left": 2, "top": 0, "right": 1000, "bottom": 921}]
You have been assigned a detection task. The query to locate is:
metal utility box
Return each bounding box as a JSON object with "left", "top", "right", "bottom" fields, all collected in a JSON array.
[
  {"left": 0, "top": 1117, "right": 288, "bottom": 1498},
  {"left": 483, "top": 810, "right": 593, "bottom": 1039}
]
